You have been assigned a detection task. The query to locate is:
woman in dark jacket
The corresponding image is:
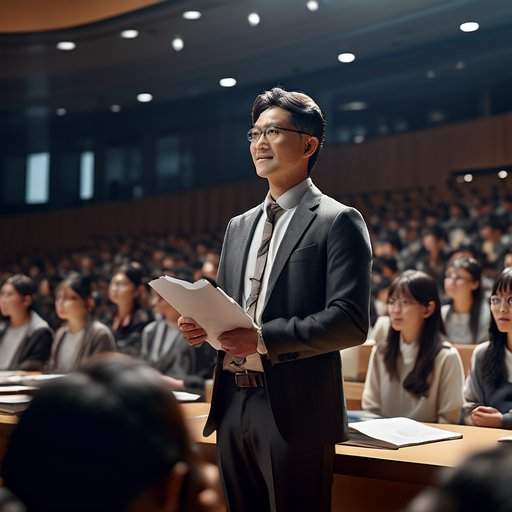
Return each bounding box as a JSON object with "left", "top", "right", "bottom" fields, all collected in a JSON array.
[
  {"left": 105, "top": 262, "right": 152, "bottom": 356},
  {"left": 0, "top": 274, "right": 52, "bottom": 370},
  {"left": 463, "top": 267, "right": 512, "bottom": 428}
]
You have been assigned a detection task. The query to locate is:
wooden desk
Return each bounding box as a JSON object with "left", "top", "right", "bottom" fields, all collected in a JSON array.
[
  {"left": 343, "top": 381, "right": 363, "bottom": 410},
  {"left": 181, "top": 403, "right": 511, "bottom": 512}
]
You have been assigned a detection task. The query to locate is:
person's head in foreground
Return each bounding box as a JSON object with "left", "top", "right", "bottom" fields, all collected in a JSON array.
[
  {"left": 1, "top": 355, "right": 220, "bottom": 512},
  {"left": 404, "top": 446, "right": 512, "bottom": 512}
]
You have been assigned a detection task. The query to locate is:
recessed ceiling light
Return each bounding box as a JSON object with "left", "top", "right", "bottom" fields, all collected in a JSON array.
[
  {"left": 498, "top": 170, "right": 508, "bottom": 179},
  {"left": 120, "top": 29, "right": 139, "bottom": 39},
  {"left": 248, "top": 13, "right": 260, "bottom": 26},
  {"left": 172, "top": 37, "right": 184, "bottom": 52},
  {"left": 56, "top": 107, "right": 67, "bottom": 116},
  {"left": 110, "top": 104, "right": 121, "bottom": 112},
  {"left": 338, "top": 53, "right": 355, "bottom": 63},
  {"left": 137, "top": 93, "right": 153, "bottom": 103},
  {"left": 340, "top": 101, "right": 367, "bottom": 111},
  {"left": 57, "top": 41, "right": 76, "bottom": 51},
  {"left": 306, "top": 1, "right": 319, "bottom": 11},
  {"left": 183, "top": 10, "right": 201, "bottom": 20},
  {"left": 460, "top": 21, "right": 479, "bottom": 33},
  {"left": 463, "top": 173, "right": 473, "bottom": 183},
  {"left": 455, "top": 60, "right": 466, "bottom": 70},
  {"left": 429, "top": 110, "right": 445, "bottom": 122},
  {"left": 353, "top": 134, "right": 365, "bottom": 144},
  {"left": 219, "top": 78, "right": 237, "bottom": 88},
  {"left": 426, "top": 70, "right": 436, "bottom": 79}
]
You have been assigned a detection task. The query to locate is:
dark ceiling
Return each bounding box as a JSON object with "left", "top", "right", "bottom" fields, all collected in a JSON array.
[{"left": 2, "top": 0, "right": 512, "bottom": 120}]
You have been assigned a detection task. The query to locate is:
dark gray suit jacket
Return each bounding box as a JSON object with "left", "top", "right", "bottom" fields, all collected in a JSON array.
[{"left": 205, "top": 182, "right": 372, "bottom": 443}]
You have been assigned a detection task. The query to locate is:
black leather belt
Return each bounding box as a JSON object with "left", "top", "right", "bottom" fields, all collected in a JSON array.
[{"left": 233, "top": 371, "right": 265, "bottom": 388}]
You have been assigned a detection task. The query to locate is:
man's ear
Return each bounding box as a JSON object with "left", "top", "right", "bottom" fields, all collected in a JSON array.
[
  {"left": 303, "top": 137, "right": 319, "bottom": 157},
  {"left": 22, "top": 295, "right": 32, "bottom": 310}
]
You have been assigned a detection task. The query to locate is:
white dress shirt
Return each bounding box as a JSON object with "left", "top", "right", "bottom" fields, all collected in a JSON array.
[{"left": 226, "top": 178, "right": 312, "bottom": 372}]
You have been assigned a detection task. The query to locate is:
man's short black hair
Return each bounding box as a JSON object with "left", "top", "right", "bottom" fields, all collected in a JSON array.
[{"left": 251, "top": 87, "right": 325, "bottom": 174}]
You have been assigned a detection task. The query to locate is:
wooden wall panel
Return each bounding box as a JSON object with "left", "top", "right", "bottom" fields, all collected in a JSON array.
[{"left": 1, "top": 113, "right": 511, "bottom": 260}]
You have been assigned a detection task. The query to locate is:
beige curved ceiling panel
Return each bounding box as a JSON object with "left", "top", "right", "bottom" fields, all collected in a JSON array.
[{"left": 0, "top": 0, "right": 164, "bottom": 33}]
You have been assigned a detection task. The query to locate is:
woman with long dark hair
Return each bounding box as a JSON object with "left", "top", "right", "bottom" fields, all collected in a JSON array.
[
  {"left": 106, "top": 262, "right": 152, "bottom": 356},
  {"left": 0, "top": 274, "right": 53, "bottom": 370},
  {"left": 362, "top": 270, "right": 465, "bottom": 423},
  {"left": 463, "top": 268, "right": 512, "bottom": 428},
  {"left": 442, "top": 256, "right": 489, "bottom": 344},
  {"left": 48, "top": 273, "right": 116, "bottom": 372}
]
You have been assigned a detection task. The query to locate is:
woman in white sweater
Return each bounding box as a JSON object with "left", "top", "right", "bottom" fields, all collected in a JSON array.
[{"left": 363, "top": 270, "right": 465, "bottom": 424}]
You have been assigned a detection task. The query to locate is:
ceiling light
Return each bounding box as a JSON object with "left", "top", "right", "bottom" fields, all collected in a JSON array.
[
  {"left": 463, "top": 173, "right": 473, "bottom": 183},
  {"left": 338, "top": 52, "right": 355, "bottom": 63},
  {"left": 455, "top": 60, "right": 465, "bottom": 70},
  {"left": 137, "top": 93, "right": 153, "bottom": 103},
  {"left": 354, "top": 134, "right": 365, "bottom": 144},
  {"left": 219, "top": 78, "right": 237, "bottom": 88},
  {"left": 429, "top": 110, "right": 445, "bottom": 122},
  {"left": 426, "top": 70, "right": 436, "bottom": 79},
  {"left": 340, "top": 101, "right": 367, "bottom": 111},
  {"left": 56, "top": 108, "right": 67, "bottom": 116},
  {"left": 248, "top": 13, "right": 260, "bottom": 26},
  {"left": 306, "top": 1, "right": 319, "bottom": 11},
  {"left": 110, "top": 104, "right": 121, "bottom": 113},
  {"left": 183, "top": 10, "right": 201, "bottom": 20},
  {"left": 120, "top": 29, "right": 139, "bottom": 39},
  {"left": 498, "top": 170, "right": 508, "bottom": 179},
  {"left": 172, "top": 37, "right": 184, "bottom": 52},
  {"left": 460, "top": 21, "right": 479, "bottom": 33},
  {"left": 57, "top": 41, "right": 76, "bottom": 51}
]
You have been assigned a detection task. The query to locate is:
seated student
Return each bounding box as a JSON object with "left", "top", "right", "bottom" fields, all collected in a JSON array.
[
  {"left": 463, "top": 268, "right": 512, "bottom": 428},
  {"left": 105, "top": 262, "right": 152, "bottom": 357},
  {"left": 442, "top": 256, "right": 490, "bottom": 344},
  {"left": 1, "top": 355, "right": 223, "bottom": 512},
  {"left": 362, "top": 270, "right": 465, "bottom": 424},
  {"left": 404, "top": 446, "right": 512, "bottom": 512},
  {"left": 47, "top": 273, "right": 116, "bottom": 372},
  {"left": 141, "top": 291, "right": 215, "bottom": 396},
  {"left": 0, "top": 274, "right": 53, "bottom": 370}
]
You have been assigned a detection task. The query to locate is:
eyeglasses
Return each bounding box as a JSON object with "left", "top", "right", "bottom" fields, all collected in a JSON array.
[
  {"left": 489, "top": 295, "right": 512, "bottom": 308},
  {"left": 387, "top": 297, "right": 420, "bottom": 308},
  {"left": 247, "top": 125, "right": 312, "bottom": 143}
]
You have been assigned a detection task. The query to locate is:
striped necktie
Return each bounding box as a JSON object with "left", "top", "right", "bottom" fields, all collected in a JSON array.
[
  {"left": 245, "top": 200, "right": 285, "bottom": 320},
  {"left": 229, "top": 200, "right": 285, "bottom": 370}
]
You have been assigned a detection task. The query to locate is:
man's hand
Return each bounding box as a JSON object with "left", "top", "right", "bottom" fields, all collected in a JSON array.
[
  {"left": 178, "top": 316, "right": 208, "bottom": 346},
  {"left": 218, "top": 327, "right": 258, "bottom": 358},
  {"left": 471, "top": 405, "right": 503, "bottom": 428}
]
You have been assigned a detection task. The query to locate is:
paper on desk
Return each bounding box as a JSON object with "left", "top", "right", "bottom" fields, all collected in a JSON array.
[
  {"left": 149, "top": 276, "right": 254, "bottom": 351},
  {"left": 173, "top": 391, "right": 201, "bottom": 402}
]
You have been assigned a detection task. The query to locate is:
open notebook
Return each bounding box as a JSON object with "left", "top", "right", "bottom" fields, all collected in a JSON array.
[{"left": 340, "top": 417, "right": 463, "bottom": 450}]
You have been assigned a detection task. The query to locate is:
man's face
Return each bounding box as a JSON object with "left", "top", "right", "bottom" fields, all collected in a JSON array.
[{"left": 249, "top": 107, "right": 310, "bottom": 182}]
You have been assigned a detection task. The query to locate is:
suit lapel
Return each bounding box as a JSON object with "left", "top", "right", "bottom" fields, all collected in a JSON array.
[
  {"left": 231, "top": 206, "right": 263, "bottom": 305},
  {"left": 261, "top": 185, "right": 322, "bottom": 313}
]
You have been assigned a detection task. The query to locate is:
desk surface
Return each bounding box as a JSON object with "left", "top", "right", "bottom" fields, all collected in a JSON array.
[{"left": 181, "top": 402, "right": 510, "bottom": 485}]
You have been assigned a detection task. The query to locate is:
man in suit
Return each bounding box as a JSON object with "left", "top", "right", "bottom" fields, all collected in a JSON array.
[{"left": 179, "top": 87, "right": 372, "bottom": 512}]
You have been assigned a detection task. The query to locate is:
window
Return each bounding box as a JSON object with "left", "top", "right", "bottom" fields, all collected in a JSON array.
[
  {"left": 80, "top": 152, "right": 94, "bottom": 200},
  {"left": 26, "top": 153, "right": 50, "bottom": 204}
]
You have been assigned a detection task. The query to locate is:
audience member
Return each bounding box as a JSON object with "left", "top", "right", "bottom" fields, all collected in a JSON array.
[
  {"left": 47, "top": 273, "right": 116, "bottom": 372},
  {"left": 463, "top": 268, "right": 512, "bottom": 428},
  {"left": 1, "top": 355, "right": 223, "bottom": 512},
  {"left": 404, "top": 446, "right": 512, "bottom": 512},
  {"left": 105, "top": 262, "right": 152, "bottom": 357},
  {"left": 362, "top": 270, "right": 465, "bottom": 423},
  {"left": 442, "top": 257, "right": 490, "bottom": 344},
  {"left": 141, "top": 290, "right": 215, "bottom": 396},
  {"left": 0, "top": 274, "right": 53, "bottom": 370}
]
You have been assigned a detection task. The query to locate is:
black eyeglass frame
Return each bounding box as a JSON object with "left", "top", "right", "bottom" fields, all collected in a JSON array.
[{"left": 247, "top": 125, "right": 313, "bottom": 143}]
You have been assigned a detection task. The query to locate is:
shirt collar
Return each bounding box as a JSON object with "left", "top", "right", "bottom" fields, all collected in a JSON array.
[{"left": 263, "top": 177, "right": 312, "bottom": 214}]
